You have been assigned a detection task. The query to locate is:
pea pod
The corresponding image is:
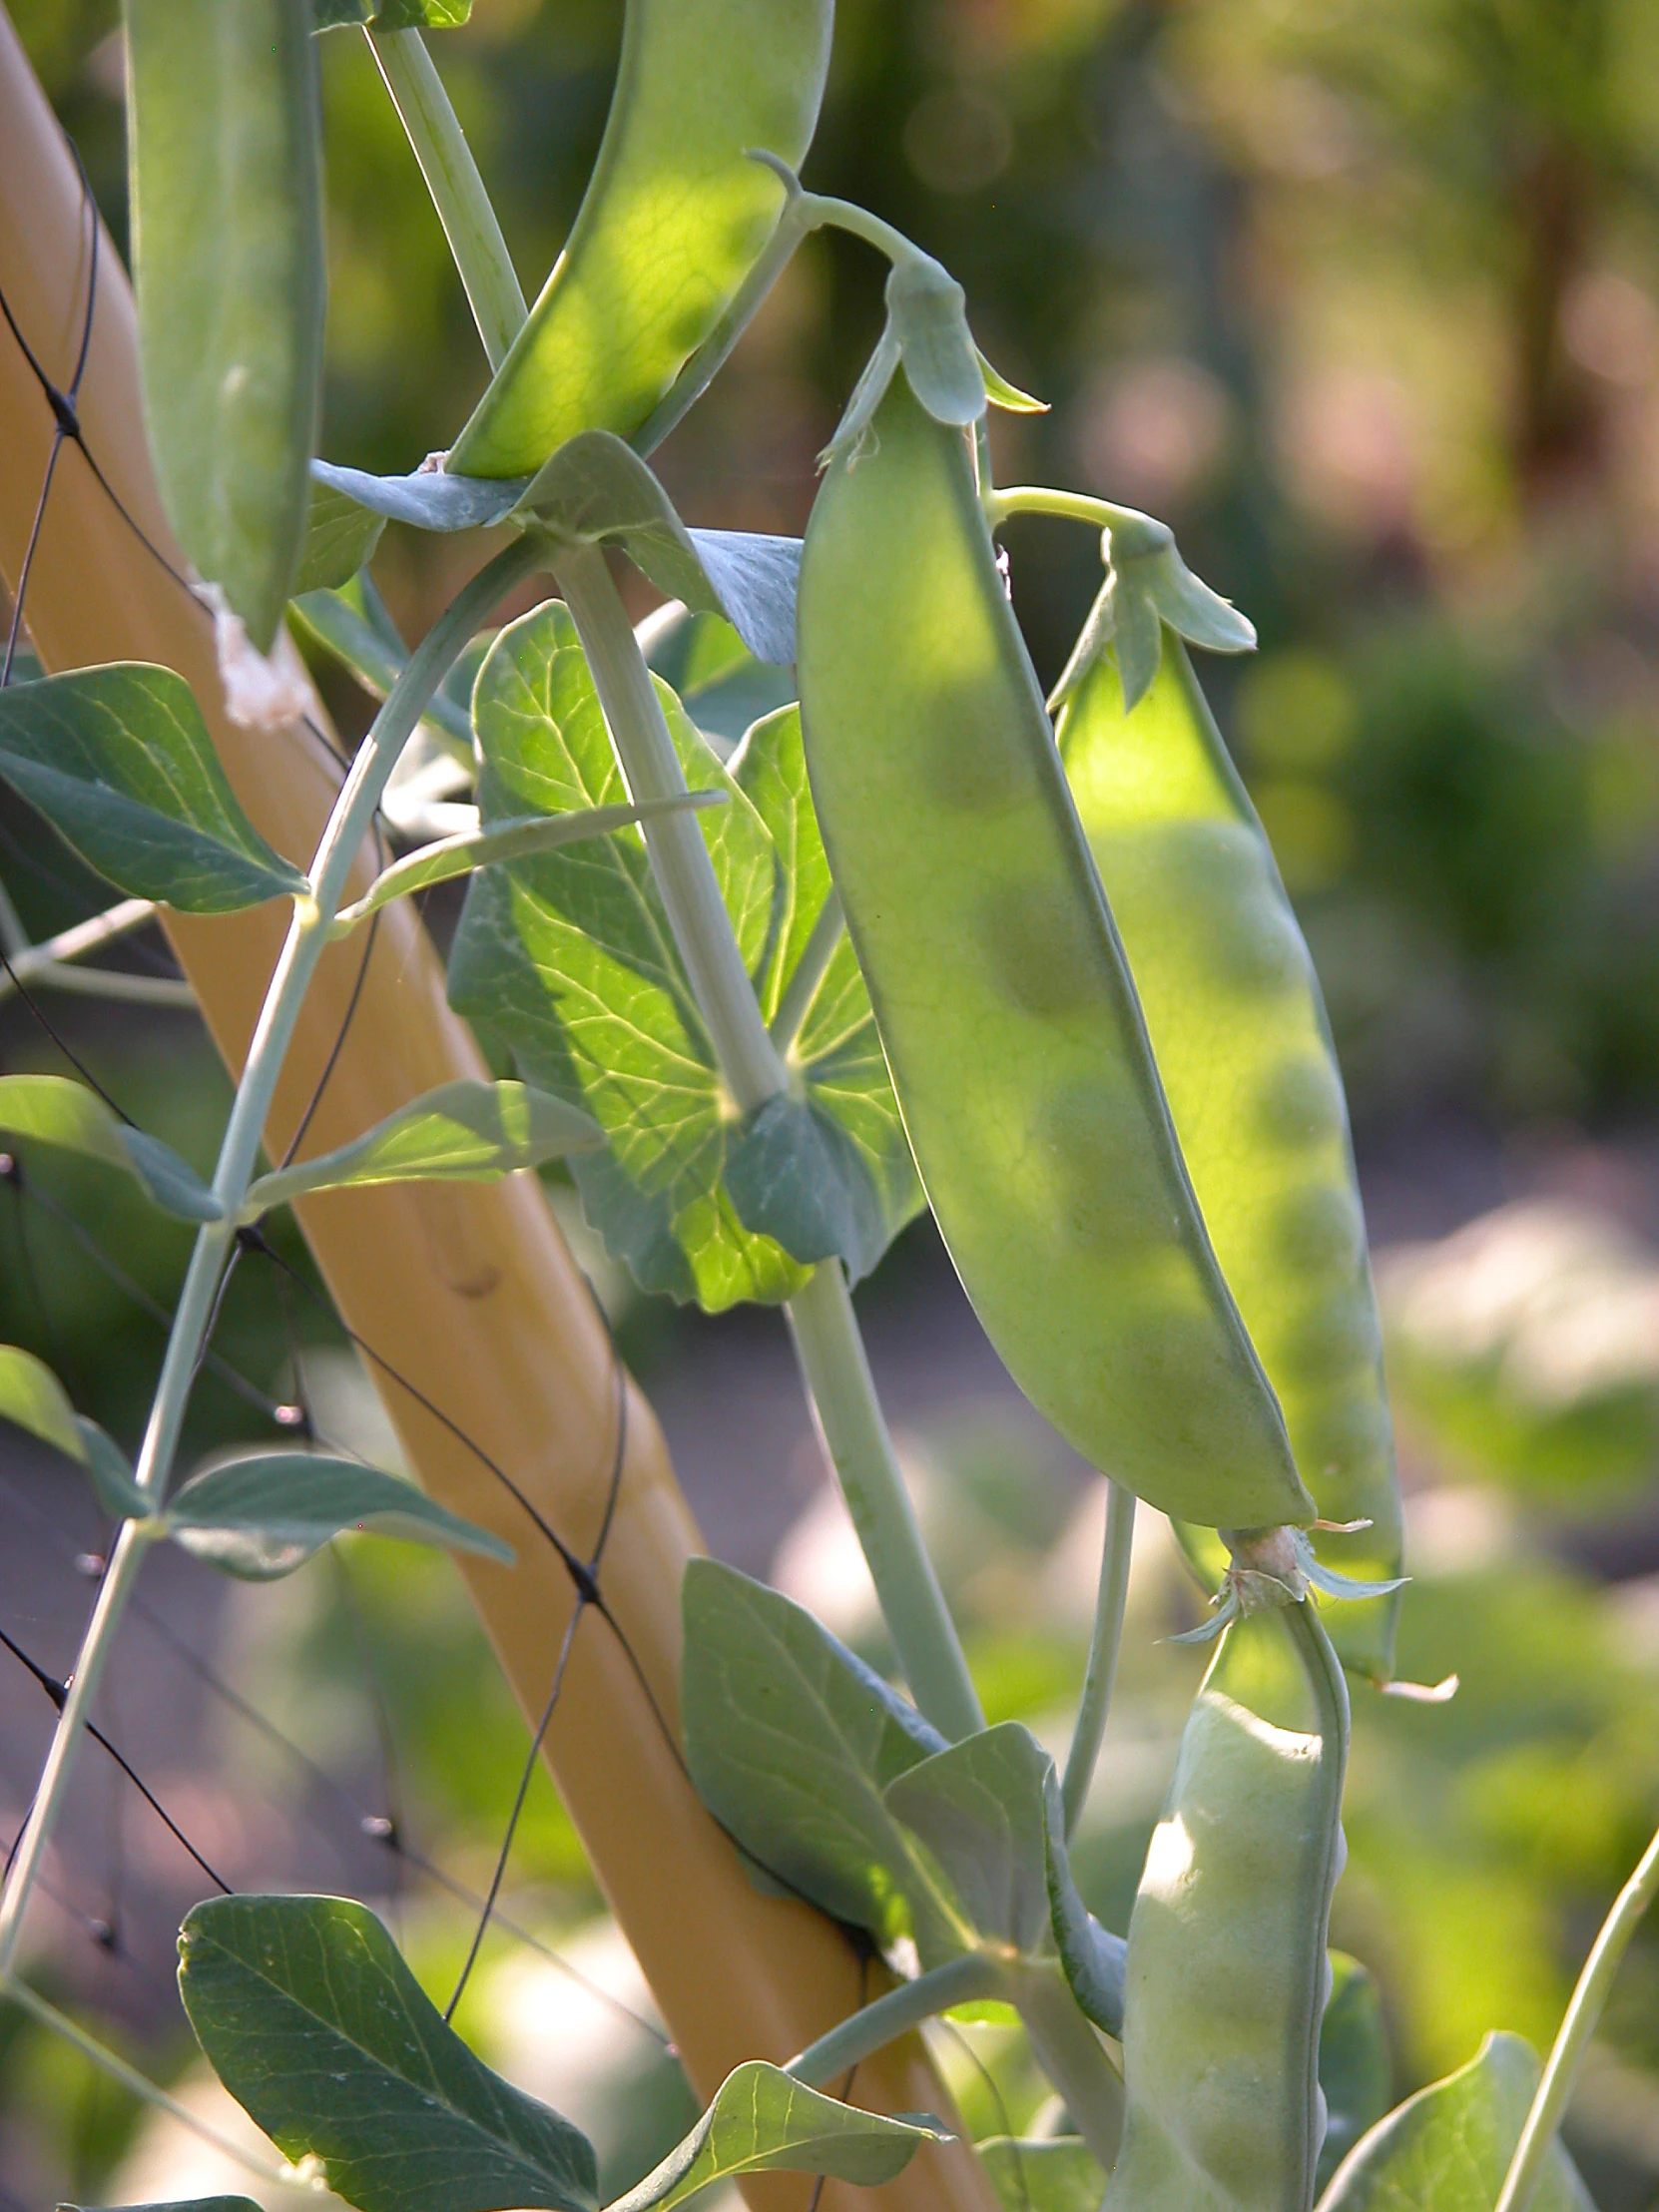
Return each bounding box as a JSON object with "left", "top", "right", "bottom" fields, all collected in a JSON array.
[
  {"left": 1108, "top": 1604, "right": 1348, "bottom": 2212},
  {"left": 1055, "top": 645, "right": 1402, "bottom": 1678},
  {"left": 446, "top": 0, "right": 833, "bottom": 477},
  {"left": 796, "top": 375, "right": 1311, "bottom": 1532}
]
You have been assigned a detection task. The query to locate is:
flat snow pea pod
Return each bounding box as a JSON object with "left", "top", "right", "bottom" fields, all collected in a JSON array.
[
  {"left": 1107, "top": 1604, "right": 1348, "bottom": 2212},
  {"left": 796, "top": 376, "right": 1311, "bottom": 1531},
  {"left": 1056, "top": 644, "right": 1402, "bottom": 1679},
  {"left": 445, "top": 0, "right": 833, "bottom": 477}
]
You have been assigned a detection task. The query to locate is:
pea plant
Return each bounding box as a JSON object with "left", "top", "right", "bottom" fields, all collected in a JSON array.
[{"left": 0, "top": 3, "right": 1650, "bottom": 2211}]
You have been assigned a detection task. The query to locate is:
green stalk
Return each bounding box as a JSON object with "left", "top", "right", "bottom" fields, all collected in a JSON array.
[
  {"left": 367, "top": 28, "right": 526, "bottom": 372},
  {"left": 0, "top": 536, "right": 543, "bottom": 1973},
  {"left": 1061, "top": 1479, "right": 1134, "bottom": 1835},
  {"left": 786, "top": 1264, "right": 983, "bottom": 1742},
  {"left": 1012, "top": 1961, "right": 1125, "bottom": 2171},
  {"left": 552, "top": 540, "right": 982, "bottom": 1742},
  {"left": 786, "top": 1953, "right": 1002, "bottom": 2088},
  {"left": 1, "top": 1975, "right": 287, "bottom": 2184},
  {"left": 1495, "top": 1822, "right": 1659, "bottom": 2212},
  {"left": 982, "top": 485, "right": 1144, "bottom": 536},
  {"left": 1285, "top": 1596, "right": 1353, "bottom": 2207}
]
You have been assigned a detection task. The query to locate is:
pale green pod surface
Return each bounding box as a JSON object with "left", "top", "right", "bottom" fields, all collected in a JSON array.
[
  {"left": 446, "top": 0, "right": 833, "bottom": 477},
  {"left": 1057, "top": 647, "right": 1402, "bottom": 1678},
  {"left": 1108, "top": 1609, "right": 1344, "bottom": 2212},
  {"left": 126, "top": 0, "right": 325, "bottom": 652},
  {"left": 797, "top": 377, "right": 1311, "bottom": 1531}
]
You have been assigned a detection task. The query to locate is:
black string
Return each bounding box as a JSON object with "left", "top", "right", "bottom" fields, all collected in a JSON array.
[
  {"left": 0, "top": 1624, "right": 231, "bottom": 1895},
  {"left": 278, "top": 903, "right": 382, "bottom": 1170}
]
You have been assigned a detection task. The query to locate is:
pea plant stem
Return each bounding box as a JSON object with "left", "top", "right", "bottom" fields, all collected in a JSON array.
[
  {"left": 1495, "top": 1820, "right": 1659, "bottom": 2212},
  {"left": 1060, "top": 1479, "right": 1134, "bottom": 1835},
  {"left": 982, "top": 485, "right": 1148, "bottom": 538},
  {"left": 367, "top": 27, "right": 527, "bottom": 373},
  {"left": 0, "top": 536, "right": 544, "bottom": 1975},
  {"left": 787, "top": 1952, "right": 1002, "bottom": 2087},
  {"left": 1012, "top": 1961, "right": 1125, "bottom": 2171},
  {"left": 552, "top": 539, "right": 983, "bottom": 1743}
]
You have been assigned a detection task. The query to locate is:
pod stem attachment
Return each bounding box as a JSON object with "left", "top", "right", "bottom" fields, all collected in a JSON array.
[
  {"left": 367, "top": 27, "right": 527, "bottom": 372},
  {"left": 553, "top": 538, "right": 982, "bottom": 1743},
  {"left": 1061, "top": 1479, "right": 1135, "bottom": 1835},
  {"left": 1495, "top": 1820, "right": 1659, "bottom": 2212}
]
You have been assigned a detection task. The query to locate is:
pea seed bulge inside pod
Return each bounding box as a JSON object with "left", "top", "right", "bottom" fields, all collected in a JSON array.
[{"left": 796, "top": 375, "right": 1311, "bottom": 1532}]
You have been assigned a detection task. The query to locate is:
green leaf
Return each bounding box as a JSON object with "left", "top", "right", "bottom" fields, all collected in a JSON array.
[
  {"left": 164, "top": 1451, "right": 514, "bottom": 1580},
  {"left": 179, "top": 1895, "right": 597, "bottom": 2212},
  {"left": 1319, "top": 1953, "right": 1392, "bottom": 2194},
  {"left": 288, "top": 580, "right": 475, "bottom": 755},
  {"left": 638, "top": 606, "right": 796, "bottom": 747},
  {"left": 241, "top": 1079, "right": 601, "bottom": 1217},
  {"left": 332, "top": 797, "right": 725, "bottom": 931},
  {"left": 446, "top": 610, "right": 918, "bottom": 1309},
  {"left": 127, "top": 0, "right": 324, "bottom": 650},
  {"left": 291, "top": 482, "right": 385, "bottom": 596},
  {"left": 723, "top": 1094, "right": 889, "bottom": 1273},
  {"left": 680, "top": 1558, "right": 967, "bottom": 1958},
  {"left": 0, "top": 1343, "right": 85, "bottom": 1464},
  {"left": 314, "top": 0, "right": 469, "bottom": 26},
  {"left": 78, "top": 1421, "right": 152, "bottom": 1520},
  {"left": 1040, "top": 1766, "right": 1126, "bottom": 2037},
  {"left": 0, "top": 1075, "right": 222, "bottom": 1222},
  {"left": 0, "top": 668, "right": 307, "bottom": 912},
  {"left": 514, "top": 434, "right": 800, "bottom": 667},
  {"left": 310, "top": 444, "right": 803, "bottom": 666},
  {"left": 884, "top": 1724, "right": 1054, "bottom": 1956},
  {"left": 1318, "top": 2032, "right": 1595, "bottom": 2212},
  {"left": 610, "top": 2061, "right": 945, "bottom": 2212},
  {"left": 59, "top": 2201, "right": 264, "bottom": 2212},
  {"left": 976, "top": 2138, "right": 1105, "bottom": 2212}
]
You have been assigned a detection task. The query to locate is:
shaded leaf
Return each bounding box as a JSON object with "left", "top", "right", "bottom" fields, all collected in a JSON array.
[
  {"left": 128, "top": 0, "right": 324, "bottom": 649},
  {"left": 165, "top": 1452, "right": 513, "bottom": 1579},
  {"left": 242, "top": 1080, "right": 600, "bottom": 1217},
  {"left": 610, "top": 2061, "right": 945, "bottom": 2212},
  {"left": 288, "top": 579, "right": 475, "bottom": 755},
  {"left": 884, "top": 1724, "right": 1053, "bottom": 1956},
  {"left": 309, "top": 457, "right": 526, "bottom": 533},
  {"left": 446, "top": 613, "right": 917, "bottom": 1309},
  {"left": 292, "top": 482, "right": 385, "bottom": 596},
  {"left": 0, "top": 668, "right": 306, "bottom": 912},
  {"left": 1041, "top": 1767, "right": 1126, "bottom": 2037},
  {"left": 79, "top": 1421, "right": 152, "bottom": 1520},
  {"left": 179, "top": 1895, "right": 597, "bottom": 2212},
  {"left": 976, "top": 2138, "right": 1105, "bottom": 2212},
  {"left": 0, "top": 1075, "right": 221, "bottom": 1221},
  {"left": 723, "top": 1093, "right": 887, "bottom": 1272},
  {"left": 59, "top": 2201, "right": 263, "bottom": 2212},
  {"left": 637, "top": 605, "right": 795, "bottom": 748},
  {"left": 680, "top": 1558, "right": 965, "bottom": 1959},
  {"left": 1319, "top": 1953, "right": 1393, "bottom": 2194},
  {"left": 1319, "top": 2032, "right": 1595, "bottom": 2212}
]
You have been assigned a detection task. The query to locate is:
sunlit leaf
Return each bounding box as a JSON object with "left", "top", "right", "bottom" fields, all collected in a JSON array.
[
  {"left": 242, "top": 1080, "right": 601, "bottom": 1216},
  {"left": 1319, "top": 2032, "right": 1595, "bottom": 2212},
  {"left": 179, "top": 1895, "right": 596, "bottom": 2212},
  {"left": 128, "top": 0, "right": 324, "bottom": 648},
  {"left": 0, "top": 1074, "right": 221, "bottom": 1222},
  {"left": 314, "top": 0, "right": 470, "bottom": 26},
  {"left": 0, "top": 667, "right": 306, "bottom": 912},
  {"left": 165, "top": 1452, "right": 513, "bottom": 1579},
  {"left": 610, "top": 2062, "right": 945, "bottom": 2212},
  {"left": 446, "top": 610, "right": 917, "bottom": 1308}
]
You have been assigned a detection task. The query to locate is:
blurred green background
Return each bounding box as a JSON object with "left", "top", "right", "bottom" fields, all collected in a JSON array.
[{"left": 5, "top": 0, "right": 1659, "bottom": 2204}]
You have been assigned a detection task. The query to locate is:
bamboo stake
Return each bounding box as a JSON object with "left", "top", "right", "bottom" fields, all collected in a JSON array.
[{"left": 0, "top": 20, "right": 996, "bottom": 2210}]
